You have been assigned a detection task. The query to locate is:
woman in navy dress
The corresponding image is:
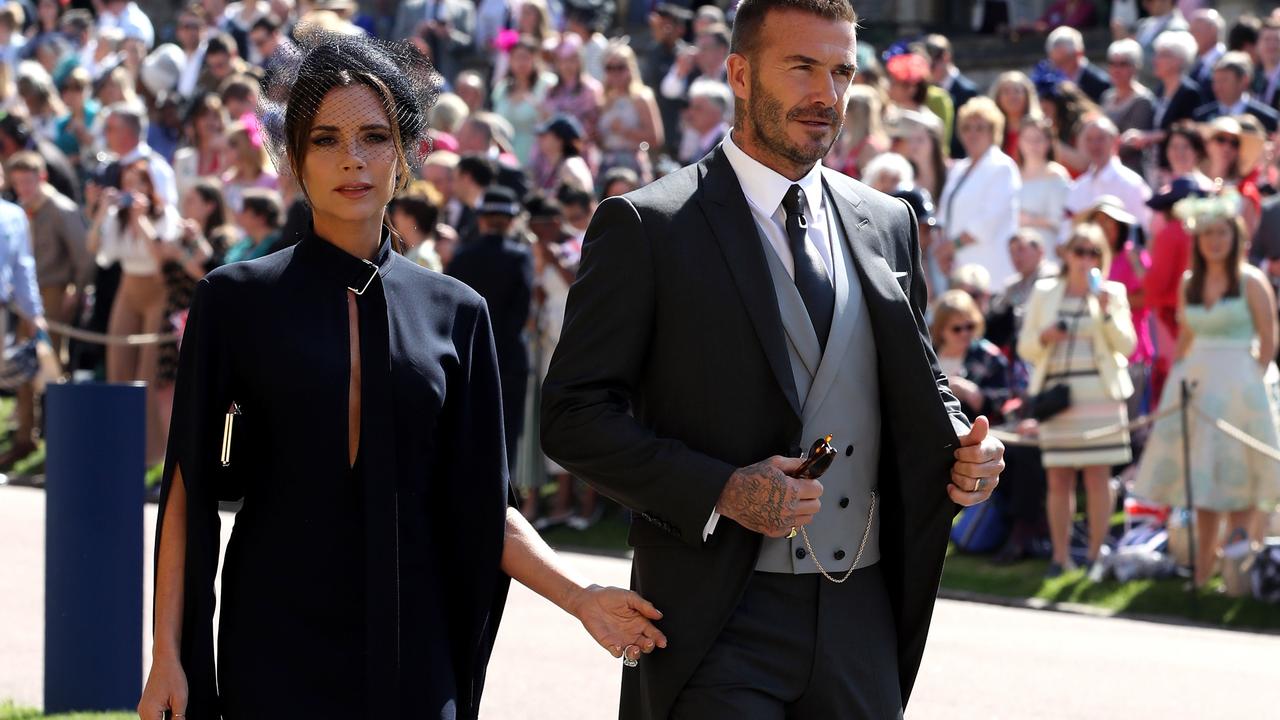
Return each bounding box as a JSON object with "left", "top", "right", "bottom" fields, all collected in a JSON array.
[{"left": 138, "top": 30, "right": 664, "bottom": 720}]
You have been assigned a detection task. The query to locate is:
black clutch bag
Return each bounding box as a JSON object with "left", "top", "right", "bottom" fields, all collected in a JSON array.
[
  {"left": 1029, "top": 383, "right": 1071, "bottom": 422},
  {"left": 1029, "top": 311, "right": 1081, "bottom": 423}
]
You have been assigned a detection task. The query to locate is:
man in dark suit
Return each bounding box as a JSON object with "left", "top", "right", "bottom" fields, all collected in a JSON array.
[
  {"left": 1192, "top": 50, "right": 1280, "bottom": 132},
  {"left": 445, "top": 186, "right": 533, "bottom": 471},
  {"left": 925, "top": 34, "right": 979, "bottom": 159},
  {"left": 678, "top": 78, "right": 731, "bottom": 165},
  {"left": 1047, "top": 26, "right": 1111, "bottom": 104},
  {"left": 541, "top": 1, "right": 1005, "bottom": 718},
  {"left": 645, "top": 4, "right": 693, "bottom": 159},
  {"left": 390, "top": 0, "right": 475, "bottom": 84}
]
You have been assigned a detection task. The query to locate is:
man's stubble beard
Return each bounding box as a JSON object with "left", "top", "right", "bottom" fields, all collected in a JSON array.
[{"left": 745, "top": 73, "right": 843, "bottom": 168}]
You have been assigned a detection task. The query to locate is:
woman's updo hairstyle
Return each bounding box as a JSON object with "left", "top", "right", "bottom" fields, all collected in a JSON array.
[{"left": 257, "top": 26, "right": 442, "bottom": 206}]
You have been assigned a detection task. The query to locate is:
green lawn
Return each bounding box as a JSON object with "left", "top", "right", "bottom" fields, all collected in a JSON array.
[
  {"left": 0, "top": 701, "right": 132, "bottom": 720},
  {"left": 539, "top": 507, "right": 1280, "bottom": 632},
  {"left": 941, "top": 547, "right": 1280, "bottom": 631}
]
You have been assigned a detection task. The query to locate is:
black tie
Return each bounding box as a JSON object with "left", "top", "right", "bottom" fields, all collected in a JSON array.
[{"left": 782, "top": 184, "right": 834, "bottom": 351}]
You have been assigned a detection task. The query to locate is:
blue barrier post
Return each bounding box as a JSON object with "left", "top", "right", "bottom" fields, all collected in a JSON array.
[{"left": 43, "top": 382, "right": 145, "bottom": 713}]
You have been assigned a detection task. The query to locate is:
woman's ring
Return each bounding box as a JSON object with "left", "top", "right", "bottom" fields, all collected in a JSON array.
[{"left": 623, "top": 645, "right": 639, "bottom": 668}]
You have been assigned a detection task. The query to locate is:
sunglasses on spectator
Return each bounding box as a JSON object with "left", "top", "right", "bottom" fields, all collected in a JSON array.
[
  {"left": 1070, "top": 246, "right": 1102, "bottom": 258},
  {"left": 948, "top": 323, "right": 977, "bottom": 334},
  {"left": 1210, "top": 135, "right": 1240, "bottom": 148},
  {"left": 605, "top": 64, "right": 628, "bottom": 73}
]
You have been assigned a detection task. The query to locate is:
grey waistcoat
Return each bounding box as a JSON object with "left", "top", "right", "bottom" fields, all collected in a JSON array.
[{"left": 755, "top": 185, "right": 882, "bottom": 575}]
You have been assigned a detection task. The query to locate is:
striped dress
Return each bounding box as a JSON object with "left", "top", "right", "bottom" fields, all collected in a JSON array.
[{"left": 1039, "top": 296, "right": 1134, "bottom": 468}]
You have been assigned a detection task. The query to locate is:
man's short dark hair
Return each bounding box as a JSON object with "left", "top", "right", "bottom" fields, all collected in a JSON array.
[
  {"left": 654, "top": 3, "right": 693, "bottom": 26},
  {"left": 556, "top": 185, "right": 595, "bottom": 210},
  {"left": 1228, "top": 14, "right": 1261, "bottom": 52},
  {"left": 524, "top": 192, "right": 563, "bottom": 219},
  {"left": 251, "top": 14, "right": 281, "bottom": 36},
  {"left": 0, "top": 113, "right": 33, "bottom": 146},
  {"left": 205, "top": 33, "right": 236, "bottom": 57},
  {"left": 730, "top": 0, "right": 857, "bottom": 60},
  {"left": 393, "top": 193, "right": 439, "bottom": 231},
  {"left": 457, "top": 154, "right": 496, "bottom": 188},
  {"left": 242, "top": 188, "right": 283, "bottom": 228}
]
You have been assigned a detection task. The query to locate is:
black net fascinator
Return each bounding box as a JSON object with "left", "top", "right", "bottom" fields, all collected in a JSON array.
[{"left": 256, "top": 26, "right": 443, "bottom": 198}]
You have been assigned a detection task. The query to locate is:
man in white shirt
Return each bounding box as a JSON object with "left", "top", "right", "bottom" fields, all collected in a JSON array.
[
  {"left": 1065, "top": 116, "right": 1152, "bottom": 229},
  {"left": 175, "top": 5, "right": 208, "bottom": 98},
  {"left": 0, "top": 5, "right": 25, "bottom": 68},
  {"left": 103, "top": 104, "right": 179, "bottom": 208},
  {"left": 97, "top": 0, "right": 155, "bottom": 50},
  {"left": 659, "top": 26, "right": 730, "bottom": 102}
]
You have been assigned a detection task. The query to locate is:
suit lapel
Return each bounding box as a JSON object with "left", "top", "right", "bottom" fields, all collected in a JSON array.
[
  {"left": 822, "top": 170, "right": 901, "bottom": 316},
  {"left": 697, "top": 147, "right": 803, "bottom": 419}
]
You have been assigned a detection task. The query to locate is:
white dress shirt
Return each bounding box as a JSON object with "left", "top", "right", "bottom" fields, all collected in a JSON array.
[
  {"left": 1225, "top": 93, "right": 1255, "bottom": 116},
  {"left": 702, "top": 131, "right": 837, "bottom": 539},
  {"left": 1065, "top": 155, "right": 1153, "bottom": 230}
]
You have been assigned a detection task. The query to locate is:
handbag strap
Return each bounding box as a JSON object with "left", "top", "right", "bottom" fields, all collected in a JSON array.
[
  {"left": 943, "top": 155, "right": 981, "bottom": 234},
  {"left": 1048, "top": 296, "right": 1085, "bottom": 379}
]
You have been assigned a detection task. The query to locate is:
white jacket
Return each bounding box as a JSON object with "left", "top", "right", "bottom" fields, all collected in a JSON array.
[
  {"left": 937, "top": 145, "right": 1021, "bottom": 286},
  {"left": 1017, "top": 276, "right": 1138, "bottom": 402}
]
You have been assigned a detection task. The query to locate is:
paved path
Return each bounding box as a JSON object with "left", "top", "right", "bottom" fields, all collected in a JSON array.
[{"left": 3, "top": 485, "right": 1278, "bottom": 718}]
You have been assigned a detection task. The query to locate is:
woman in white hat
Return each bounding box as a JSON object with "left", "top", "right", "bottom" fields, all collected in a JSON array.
[{"left": 1077, "top": 195, "right": 1153, "bottom": 378}]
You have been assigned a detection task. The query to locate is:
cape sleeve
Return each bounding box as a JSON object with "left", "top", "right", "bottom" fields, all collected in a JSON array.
[
  {"left": 152, "top": 277, "right": 234, "bottom": 717},
  {"left": 436, "top": 296, "right": 513, "bottom": 719}
]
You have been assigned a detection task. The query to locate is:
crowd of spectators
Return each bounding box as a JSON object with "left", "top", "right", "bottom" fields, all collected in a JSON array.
[{"left": 0, "top": 0, "right": 1276, "bottom": 586}]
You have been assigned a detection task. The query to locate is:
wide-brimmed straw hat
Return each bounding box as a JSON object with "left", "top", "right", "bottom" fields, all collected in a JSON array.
[
  {"left": 1201, "top": 115, "right": 1266, "bottom": 177},
  {"left": 1073, "top": 194, "right": 1137, "bottom": 228}
]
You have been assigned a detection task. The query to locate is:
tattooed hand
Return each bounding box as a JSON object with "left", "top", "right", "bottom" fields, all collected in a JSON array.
[{"left": 715, "top": 456, "right": 824, "bottom": 538}]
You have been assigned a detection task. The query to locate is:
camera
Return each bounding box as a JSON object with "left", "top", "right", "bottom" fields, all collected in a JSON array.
[{"left": 119, "top": 193, "right": 133, "bottom": 210}]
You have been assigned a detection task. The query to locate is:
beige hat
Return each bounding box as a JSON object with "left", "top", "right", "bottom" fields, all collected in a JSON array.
[
  {"left": 1202, "top": 115, "right": 1266, "bottom": 176},
  {"left": 1073, "top": 194, "right": 1137, "bottom": 228}
]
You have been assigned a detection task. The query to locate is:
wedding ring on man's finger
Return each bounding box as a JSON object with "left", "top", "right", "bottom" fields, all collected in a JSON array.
[
  {"left": 973, "top": 477, "right": 983, "bottom": 494},
  {"left": 787, "top": 527, "right": 797, "bottom": 539}
]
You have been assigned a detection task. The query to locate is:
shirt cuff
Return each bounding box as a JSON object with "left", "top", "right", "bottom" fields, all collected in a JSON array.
[{"left": 702, "top": 509, "right": 720, "bottom": 541}]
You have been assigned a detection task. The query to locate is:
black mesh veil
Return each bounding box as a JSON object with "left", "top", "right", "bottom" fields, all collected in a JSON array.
[{"left": 256, "top": 26, "right": 443, "bottom": 202}]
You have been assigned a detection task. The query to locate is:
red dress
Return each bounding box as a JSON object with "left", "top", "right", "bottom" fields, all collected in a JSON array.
[{"left": 1143, "top": 219, "right": 1192, "bottom": 403}]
